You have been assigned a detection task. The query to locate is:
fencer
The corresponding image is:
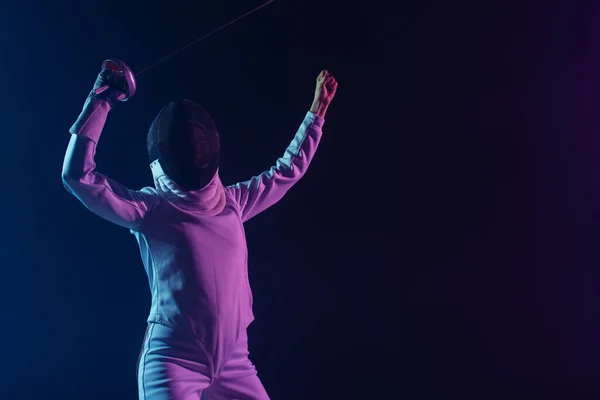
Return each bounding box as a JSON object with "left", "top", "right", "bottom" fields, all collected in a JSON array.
[{"left": 62, "top": 65, "right": 337, "bottom": 399}]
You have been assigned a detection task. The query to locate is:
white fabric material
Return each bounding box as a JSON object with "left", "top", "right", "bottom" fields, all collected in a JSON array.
[{"left": 150, "top": 159, "right": 226, "bottom": 215}]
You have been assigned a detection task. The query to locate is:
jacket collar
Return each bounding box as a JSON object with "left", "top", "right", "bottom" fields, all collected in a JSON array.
[{"left": 150, "top": 160, "right": 226, "bottom": 215}]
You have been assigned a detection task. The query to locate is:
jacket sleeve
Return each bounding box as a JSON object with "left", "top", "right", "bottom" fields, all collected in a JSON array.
[
  {"left": 225, "top": 111, "right": 324, "bottom": 223},
  {"left": 62, "top": 97, "right": 158, "bottom": 231}
]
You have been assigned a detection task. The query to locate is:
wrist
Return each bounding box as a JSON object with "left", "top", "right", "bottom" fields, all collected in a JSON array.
[
  {"left": 89, "top": 88, "right": 119, "bottom": 109},
  {"left": 310, "top": 99, "right": 329, "bottom": 118}
]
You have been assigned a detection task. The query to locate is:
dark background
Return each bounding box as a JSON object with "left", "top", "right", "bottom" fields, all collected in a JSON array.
[{"left": 2, "top": 0, "right": 600, "bottom": 398}]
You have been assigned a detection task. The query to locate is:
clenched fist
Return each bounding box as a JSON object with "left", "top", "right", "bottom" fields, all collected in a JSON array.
[
  {"left": 314, "top": 70, "right": 338, "bottom": 105},
  {"left": 310, "top": 70, "right": 338, "bottom": 119}
]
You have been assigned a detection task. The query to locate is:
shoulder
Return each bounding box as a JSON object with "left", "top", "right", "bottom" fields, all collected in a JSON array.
[
  {"left": 223, "top": 184, "right": 238, "bottom": 203},
  {"left": 136, "top": 186, "right": 164, "bottom": 210}
]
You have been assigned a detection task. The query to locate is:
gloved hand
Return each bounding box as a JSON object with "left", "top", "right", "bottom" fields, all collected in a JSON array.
[{"left": 88, "top": 68, "right": 127, "bottom": 107}]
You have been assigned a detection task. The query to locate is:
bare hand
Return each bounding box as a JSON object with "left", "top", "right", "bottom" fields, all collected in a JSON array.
[
  {"left": 314, "top": 70, "right": 338, "bottom": 106},
  {"left": 310, "top": 70, "right": 338, "bottom": 118}
]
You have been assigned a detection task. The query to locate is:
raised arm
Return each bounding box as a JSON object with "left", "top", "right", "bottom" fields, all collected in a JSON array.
[
  {"left": 226, "top": 70, "right": 338, "bottom": 222},
  {"left": 62, "top": 66, "right": 158, "bottom": 231}
]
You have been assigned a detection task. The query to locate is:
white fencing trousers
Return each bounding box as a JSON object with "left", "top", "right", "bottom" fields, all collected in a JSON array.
[{"left": 137, "top": 323, "right": 270, "bottom": 400}]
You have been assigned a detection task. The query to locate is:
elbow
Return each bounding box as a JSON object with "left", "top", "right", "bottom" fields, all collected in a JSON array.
[
  {"left": 61, "top": 165, "right": 84, "bottom": 193},
  {"left": 62, "top": 135, "right": 92, "bottom": 193},
  {"left": 61, "top": 166, "right": 72, "bottom": 183},
  {"left": 61, "top": 170, "right": 75, "bottom": 193},
  {"left": 61, "top": 163, "right": 75, "bottom": 185},
  {"left": 62, "top": 153, "right": 86, "bottom": 187}
]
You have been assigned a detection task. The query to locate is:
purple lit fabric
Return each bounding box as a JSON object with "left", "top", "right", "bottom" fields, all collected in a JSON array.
[{"left": 63, "top": 97, "right": 324, "bottom": 399}]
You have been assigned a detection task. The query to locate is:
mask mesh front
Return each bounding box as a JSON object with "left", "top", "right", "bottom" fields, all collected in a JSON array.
[{"left": 147, "top": 100, "right": 220, "bottom": 190}]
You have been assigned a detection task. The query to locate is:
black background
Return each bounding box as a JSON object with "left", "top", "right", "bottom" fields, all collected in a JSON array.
[{"left": 3, "top": 0, "right": 600, "bottom": 398}]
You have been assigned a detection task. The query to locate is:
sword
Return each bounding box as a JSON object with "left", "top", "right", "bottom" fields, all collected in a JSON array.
[{"left": 94, "top": 0, "right": 276, "bottom": 102}]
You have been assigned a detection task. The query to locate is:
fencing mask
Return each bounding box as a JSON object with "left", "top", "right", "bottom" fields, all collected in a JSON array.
[{"left": 147, "top": 99, "right": 220, "bottom": 191}]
